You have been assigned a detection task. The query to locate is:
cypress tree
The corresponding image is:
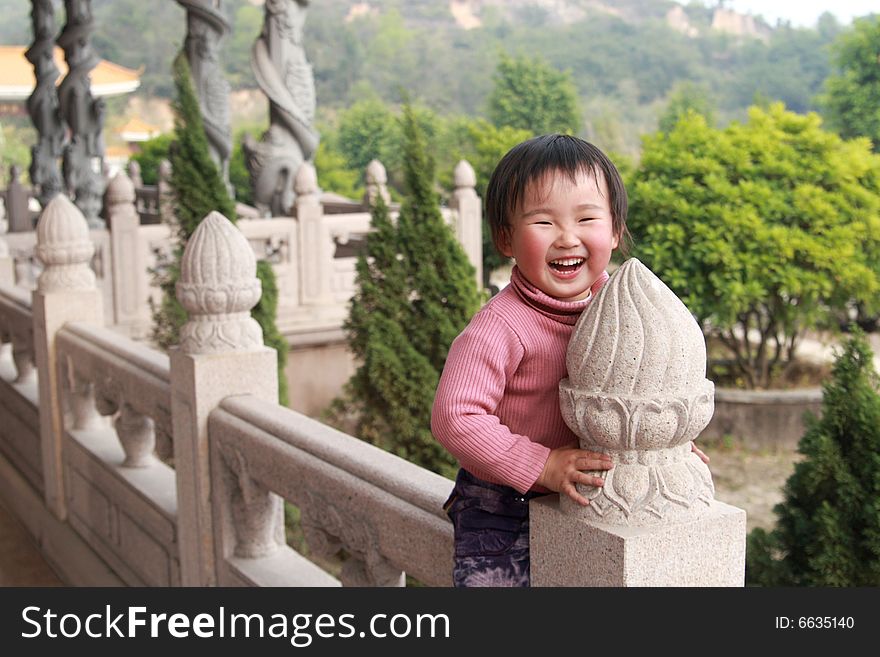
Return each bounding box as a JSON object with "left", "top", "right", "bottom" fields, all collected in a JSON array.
[
  {"left": 747, "top": 330, "right": 880, "bottom": 586},
  {"left": 153, "top": 52, "right": 288, "bottom": 404},
  {"left": 339, "top": 104, "right": 482, "bottom": 477}
]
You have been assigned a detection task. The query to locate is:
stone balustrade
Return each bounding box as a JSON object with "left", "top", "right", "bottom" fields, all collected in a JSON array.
[
  {"left": 210, "top": 396, "right": 453, "bottom": 587},
  {"left": 1, "top": 160, "right": 483, "bottom": 347}
]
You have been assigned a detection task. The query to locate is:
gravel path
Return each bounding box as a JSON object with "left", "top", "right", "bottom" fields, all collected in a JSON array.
[{"left": 703, "top": 442, "right": 802, "bottom": 533}]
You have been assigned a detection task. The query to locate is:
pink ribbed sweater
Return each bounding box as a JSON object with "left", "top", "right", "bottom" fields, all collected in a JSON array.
[{"left": 431, "top": 266, "right": 609, "bottom": 494}]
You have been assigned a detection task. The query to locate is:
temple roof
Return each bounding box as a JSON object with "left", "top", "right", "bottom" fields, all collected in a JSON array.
[
  {"left": 0, "top": 45, "right": 141, "bottom": 101},
  {"left": 118, "top": 117, "right": 161, "bottom": 142}
]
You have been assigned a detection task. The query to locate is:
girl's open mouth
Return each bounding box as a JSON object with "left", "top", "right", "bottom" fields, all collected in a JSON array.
[{"left": 548, "top": 257, "right": 585, "bottom": 276}]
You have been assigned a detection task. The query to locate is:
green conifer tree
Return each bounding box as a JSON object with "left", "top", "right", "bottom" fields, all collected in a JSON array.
[
  {"left": 153, "top": 52, "right": 288, "bottom": 404},
  {"left": 747, "top": 330, "right": 880, "bottom": 586},
  {"left": 339, "top": 104, "right": 482, "bottom": 477}
]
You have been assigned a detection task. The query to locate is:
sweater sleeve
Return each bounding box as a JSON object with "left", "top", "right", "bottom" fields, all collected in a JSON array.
[{"left": 431, "top": 309, "right": 551, "bottom": 493}]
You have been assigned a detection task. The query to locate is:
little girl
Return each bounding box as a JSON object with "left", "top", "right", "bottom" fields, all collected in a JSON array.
[{"left": 431, "top": 134, "right": 628, "bottom": 587}]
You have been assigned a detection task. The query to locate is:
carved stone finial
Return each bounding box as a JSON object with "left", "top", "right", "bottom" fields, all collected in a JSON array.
[
  {"left": 126, "top": 160, "right": 143, "bottom": 188},
  {"left": 158, "top": 159, "right": 172, "bottom": 182},
  {"left": 558, "top": 258, "right": 715, "bottom": 526},
  {"left": 363, "top": 159, "right": 390, "bottom": 207},
  {"left": 105, "top": 171, "right": 136, "bottom": 207},
  {"left": 454, "top": 159, "right": 476, "bottom": 189},
  {"left": 34, "top": 193, "right": 96, "bottom": 293},
  {"left": 176, "top": 211, "right": 263, "bottom": 354},
  {"left": 294, "top": 161, "right": 318, "bottom": 197}
]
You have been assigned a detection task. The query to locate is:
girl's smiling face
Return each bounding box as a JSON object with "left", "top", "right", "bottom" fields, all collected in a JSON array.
[{"left": 500, "top": 168, "right": 619, "bottom": 301}]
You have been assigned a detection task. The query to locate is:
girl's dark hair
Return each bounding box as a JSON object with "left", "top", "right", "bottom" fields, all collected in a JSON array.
[{"left": 485, "top": 134, "right": 629, "bottom": 255}]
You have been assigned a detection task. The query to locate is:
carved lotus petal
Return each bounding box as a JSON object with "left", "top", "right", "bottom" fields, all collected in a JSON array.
[
  {"left": 606, "top": 464, "right": 650, "bottom": 512},
  {"left": 579, "top": 395, "right": 627, "bottom": 449},
  {"left": 633, "top": 399, "right": 688, "bottom": 449},
  {"left": 683, "top": 388, "right": 715, "bottom": 442},
  {"left": 658, "top": 462, "right": 696, "bottom": 505},
  {"left": 567, "top": 259, "right": 707, "bottom": 397}
]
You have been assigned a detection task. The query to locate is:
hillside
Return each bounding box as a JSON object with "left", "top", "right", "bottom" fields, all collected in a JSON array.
[{"left": 0, "top": 0, "right": 849, "bottom": 154}]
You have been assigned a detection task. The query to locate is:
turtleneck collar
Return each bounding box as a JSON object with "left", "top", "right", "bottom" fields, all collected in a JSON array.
[{"left": 509, "top": 265, "right": 609, "bottom": 325}]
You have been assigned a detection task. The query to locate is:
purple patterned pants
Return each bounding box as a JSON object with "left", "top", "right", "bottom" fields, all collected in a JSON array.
[{"left": 444, "top": 468, "right": 547, "bottom": 588}]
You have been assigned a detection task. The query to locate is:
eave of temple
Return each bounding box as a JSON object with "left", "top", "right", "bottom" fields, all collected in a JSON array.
[{"left": 0, "top": 45, "right": 141, "bottom": 101}]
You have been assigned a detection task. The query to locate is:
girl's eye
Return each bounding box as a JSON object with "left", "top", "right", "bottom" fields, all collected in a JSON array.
[{"left": 579, "top": 217, "right": 594, "bottom": 223}]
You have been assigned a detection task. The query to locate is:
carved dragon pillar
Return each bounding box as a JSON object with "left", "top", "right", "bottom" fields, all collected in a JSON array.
[
  {"left": 25, "top": 0, "right": 66, "bottom": 207},
  {"left": 177, "top": 0, "right": 233, "bottom": 195},
  {"left": 57, "top": 0, "right": 106, "bottom": 227},
  {"left": 244, "top": 0, "right": 319, "bottom": 217}
]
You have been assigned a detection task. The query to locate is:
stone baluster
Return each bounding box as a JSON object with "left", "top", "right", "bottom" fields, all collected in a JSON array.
[
  {"left": 363, "top": 159, "right": 390, "bottom": 209},
  {"left": 11, "top": 327, "right": 36, "bottom": 385},
  {"left": 530, "top": 258, "right": 746, "bottom": 586},
  {"left": 105, "top": 172, "right": 149, "bottom": 334},
  {"left": 115, "top": 403, "right": 156, "bottom": 468},
  {"left": 67, "top": 369, "right": 103, "bottom": 431},
  {"left": 294, "top": 162, "right": 332, "bottom": 307},
  {"left": 32, "top": 193, "right": 104, "bottom": 519},
  {"left": 217, "top": 446, "right": 282, "bottom": 558},
  {"left": 170, "top": 210, "right": 279, "bottom": 586},
  {"left": 449, "top": 159, "right": 482, "bottom": 289}
]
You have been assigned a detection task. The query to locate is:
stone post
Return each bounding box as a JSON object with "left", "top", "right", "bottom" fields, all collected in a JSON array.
[
  {"left": 157, "top": 159, "right": 174, "bottom": 225},
  {"left": 170, "top": 210, "right": 279, "bottom": 586},
  {"left": 32, "top": 194, "right": 104, "bottom": 519},
  {"left": 6, "top": 165, "right": 33, "bottom": 233},
  {"left": 449, "top": 159, "right": 482, "bottom": 289},
  {"left": 0, "top": 198, "right": 13, "bottom": 285},
  {"left": 530, "top": 259, "right": 746, "bottom": 586},
  {"left": 105, "top": 172, "right": 149, "bottom": 334},
  {"left": 294, "top": 161, "right": 332, "bottom": 306},
  {"left": 362, "top": 159, "right": 390, "bottom": 209}
]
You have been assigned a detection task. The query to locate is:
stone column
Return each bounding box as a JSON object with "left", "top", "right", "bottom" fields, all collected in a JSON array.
[
  {"left": 25, "top": 0, "right": 66, "bottom": 207},
  {"left": 449, "top": 159, "right": 482, "bottom": 289},
  {"left": 244, "top": 0, "right": 319, "bottom": 216},
  {"left": 530, "top": 258, "right": 746, "bottom": 586},
  {"left": 294, "top": 161, "right": 332, "bottom": 306},
  {"left": 32, "top": 194, "right": 104, "bottom": 519},
  {"left": 176, "top": 0, "right": 233, "bottom": 194},
  {"left": 57, "top": 0, "right": 106, "bottom": 227},
  {"left": 157, "top": 159, "right": 174, "bottom": 225},
  {"left": 170, "top": 210, "right": 278, "bottom": 586},
  {"left": 105, "top": 172, "right": 149, "bottom": 334}
]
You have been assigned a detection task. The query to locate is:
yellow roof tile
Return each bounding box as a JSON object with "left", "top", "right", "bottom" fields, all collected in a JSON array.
[{"left": 0, "top": 45, "right": 140, "bottom": 100}]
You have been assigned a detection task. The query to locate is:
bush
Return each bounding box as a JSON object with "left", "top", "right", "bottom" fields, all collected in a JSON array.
[
  {"left": 746, "top": 330, "right": 880, "bottom": 586},
  {"left": 628, "top": 104, "right": 880, "bottom": 388}
]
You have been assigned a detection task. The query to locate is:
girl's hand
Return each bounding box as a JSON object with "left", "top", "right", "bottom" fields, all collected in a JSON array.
[
  {"left": 536, "top": 447, "right": 613, "bottom": 506},
  {"left": 691, "top": 442, "right": 710, "bottom": 464}
]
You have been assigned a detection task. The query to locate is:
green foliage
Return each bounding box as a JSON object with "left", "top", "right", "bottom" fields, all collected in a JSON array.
[
  {"left": 337, "top": 104, "right": 482, "bottom": 477},
  {"left": 629, "top": 103, "right": 880, "bottom": 389},
  {"left": 155, "top": 53, "right": 287, "bottom": 405},
  {"left": 487, "top": 52, "right": 580, "bottom": 135},
  {"left": 747, "top": 331, "right": 880, "bottom": 586},
  {"left": 658, "top": 81, "right": 716, "bottom": 133},
  {"left": 0, "top": 122, "right": 35, "bottom": 185},
  {"left": 129, "top": 133, "right": 173, "bottom": 185},
  {"left": 314, "top": 137, "right": 364, "bottom": 201},
  {"left": 336, "top": 97, "right": 399, "bottom": 175},
  {"left": 819, "top": 16, "right": 880, "bottom": 150}
]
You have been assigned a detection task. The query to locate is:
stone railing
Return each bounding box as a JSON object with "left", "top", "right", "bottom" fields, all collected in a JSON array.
[
  {"left": 2, "top": 159, "right": 483, "bottom": 346},
  {"left": 0, "top": 195, "right": 455, "bottom": 587}
]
